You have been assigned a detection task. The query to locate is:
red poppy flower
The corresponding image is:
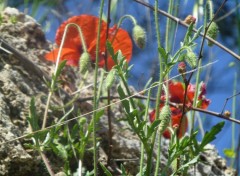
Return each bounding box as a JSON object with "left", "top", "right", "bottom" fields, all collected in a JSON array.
[
  {"left": 149, "top": 81, "right": 211, "bottom": 139},
  {"left": 45, "top": 15, "right": 133, "bottom": 70}
]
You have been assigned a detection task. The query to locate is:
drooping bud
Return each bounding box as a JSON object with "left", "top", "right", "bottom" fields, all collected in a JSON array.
[
  {"left": 132, "top": 25, "right": 146, "bottom": 49},
  {"left": 158, "top": 105, "right": 171, "bottom": 133},
  {"left": 79, "top": 52, "right": 90, "bottom": 74},
  {"left": 178, "top": 62, "right": 186, "bottom": 74},
  {"left": 105, "top": 69, "right": 116, "bottom": 90},
  {"left": 207, "top": 22, "right": 218, "bottom": 46},
  {"left": 184, "top": 15, "right": 196, "bottom": 25},
  {"left": 185, "top": 50, "right": 197, "bottom": 68}
]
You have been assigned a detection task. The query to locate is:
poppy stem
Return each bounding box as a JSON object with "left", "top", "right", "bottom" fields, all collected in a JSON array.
[
  {"left": 92, "top": 0, "right": 105, "bottom": 175},
  {"left": 105, "top": 0, "right": 113, "bottom": 167}
]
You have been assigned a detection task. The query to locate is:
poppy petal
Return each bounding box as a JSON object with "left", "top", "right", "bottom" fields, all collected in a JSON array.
[
  {"left": 169, "top": 81, "right": 185, "bottom": 103},
  {"left": 45, "top": 48, "right": 80, "bottom": 66},
  {"left": 55, "top": 15, "right": 107, "bottom": 52}
]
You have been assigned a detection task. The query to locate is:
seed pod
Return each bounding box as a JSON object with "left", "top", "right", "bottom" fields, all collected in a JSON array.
[
  {"left": 105, "top": 69, "right": 116, "bottom": 90},
  {"left": 79, "top": 52, "right": 90, "bottom": 74},
  {"left": 132, "top": 25, "right": 146, "bottom": 49},
  {"left": 158, "top": 105, "right": 171, "bottom": 133},
  {"left": 184, "top": 15, "right": 196, "bottom": 25},
  {"left": 207, "top": 22, "right": 218, "bottom": 46},
  {"left": 185, "top": 50, "right": 197, "bottom": 68}
]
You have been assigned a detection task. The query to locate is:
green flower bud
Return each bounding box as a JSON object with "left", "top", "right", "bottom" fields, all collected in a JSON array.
[
  {"left": 105, "top": 69, "right": 116, "bottom": 90},
  {"left": 79, "top": 52, "right": 90, "bottom": 74},
  {"left": 207, "top": 22, "right": 218, "bottom": 46},
  {"left": 79, "top": 117, "right": 87, "bottom": 125},
  {"left": 158, "top": 105, "right": 171, "bottom": 133},
  {"left": 132, "top": 25, "right": 146, "bottom": 49},
  {"left": 186, "top": 50, "right": 197, "bottom": 68}
]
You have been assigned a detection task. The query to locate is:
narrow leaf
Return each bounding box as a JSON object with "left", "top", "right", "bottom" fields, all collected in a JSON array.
[{"left": 200, "top": 121, "right": 225, "bottom": 149}]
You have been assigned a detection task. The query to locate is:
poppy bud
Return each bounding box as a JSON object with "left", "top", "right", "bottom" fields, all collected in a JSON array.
[
  {"left": 158, "top": 104, "right": 171, "bottom": 133},
  {"left": 79, "top": 117, "right": 87, "bottom": 125},
  {"left": 178, "top": 62, "right": 186, "bottom": 74},
  {"left": 184, "top": 15, "right": 196, "bottom": 25},
  {"left": 186, "top": 50, "right": 197, "bottom": 68},
  {"left": 207, "top": 22, "right": 218, "bottom": 46},
  {"left": 132, "top": 25, "right": 146, "bottom": 49},
  {"left": 105, "top": 69, "right": 116, "bottom": 90},
  {"left": 79, "top": 52, "right": 90, "bottom": 74}
]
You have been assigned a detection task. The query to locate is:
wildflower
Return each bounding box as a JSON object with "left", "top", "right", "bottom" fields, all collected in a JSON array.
[
  {"left": 149, "top": 81, "right": 210, "bottom": 138},
  {"left": 45, "top": 15, "right": 132, "bottom": 70}
]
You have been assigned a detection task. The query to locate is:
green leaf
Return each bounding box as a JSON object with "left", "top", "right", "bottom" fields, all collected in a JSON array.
[
  {"left": 158, "top": 47, "right": 168, "bottom": 63},
  {"left": 106, "top": 40, "right": 115, "bottom": 58},
  {"left": 55, "top": 60, "right": 67, "bottom": 79},
  {"left": 121, "top": 164, "right": 127, "bottom": 176},
  {"left": 191, "top": 25, "right": 203, "bottom": 42},
  {"left": 183, "top": 22, "right": 194, "bottom": 45},
  {"left": 147, "top": 119, "right": 161, "bottom": 138},
  {"left": 99, "top": 162, "right": 112, "bottom": 176},
  {"left": 224, "top": 148, "right": 236, "bottom": 158},
  {"left": 27, "top": 97, "right": 40, "bottom": 132},
  {"left": 117, "top": 85, "right": 130, "bottom": 113},
  {"left": 200, "top": 121, "right": 225, "bottom": 149},
  {"left": 172, "top": 156, "right": 199, "bottom": 175}
]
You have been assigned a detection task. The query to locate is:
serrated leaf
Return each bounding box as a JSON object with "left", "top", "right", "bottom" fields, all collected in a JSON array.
[
  {"left": 172, "top": 156, "right": 199, "bottom": 175},
  {"left": 99, "top": 162, "right": 112, "bottom": 176},
  {"left": 27, "top": 97, "right": 40, "bottom": 132},
  {"left": 200, "top": 121, "right": 225, "bottom": 149}
]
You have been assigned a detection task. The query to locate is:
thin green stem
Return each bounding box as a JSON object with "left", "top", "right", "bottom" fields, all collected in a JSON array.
[
  {"left": 165, "top": 0, "right": 173, "bottom": 52},
  {"left": 139, "top": 88, "right": 152, "bottom": 175},
  {"left": 41, "top": 23, "right": 88, "bottom": 129},
  {"left": 146, "top": 0, "right": 164, "bottom": 175},
  {"left": 231, "top": 72, "right": 237, "bottom": 167},
  {"left": 92, "top": 0, "right": 105, "bottom": 174},
  {"left": 117, "top": 14, "right": 137, "bottom": 28}
]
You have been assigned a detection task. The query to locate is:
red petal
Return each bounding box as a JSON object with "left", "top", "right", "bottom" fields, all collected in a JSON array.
[
  {"left": 56, "top": 15, "right": 106, "bottom": 51},
  {"left": 169, "top": 81, "right": 185, "bottom": 103},
  {"left": 45, "top": 48, "right": 80, "bottom": 66},
  {"left": 149, "top": 109, "right": 156, "bottom": 123}
]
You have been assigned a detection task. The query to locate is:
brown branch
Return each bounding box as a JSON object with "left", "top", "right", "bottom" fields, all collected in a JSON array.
[{"left": 77, "top": 94, "right": 240, "bottom": 125}]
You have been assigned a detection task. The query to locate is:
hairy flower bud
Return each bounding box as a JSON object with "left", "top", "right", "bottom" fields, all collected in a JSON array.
[
  {"left": 79, "top": 52, "right": 90, "bottom": 74},
  {"left": 105, "top": 69, "right": 116, "bottom": 90},
  {"left": 158, "top": 105, "right": 171, "bottom": 133},
  {"left": 132, "top": 25, "right": 146, "bottom": 49},
  {"left": 186, "top": 50, "right": 197, "bottom": 68},
  {"left": 207, "top": 22, "right": 218, "bottom": 46}
]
